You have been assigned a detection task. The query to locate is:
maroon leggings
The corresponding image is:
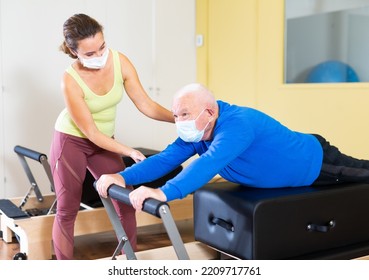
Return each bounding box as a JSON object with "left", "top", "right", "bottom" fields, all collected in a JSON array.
[{"left": 49, "top": 131, "right": 136, "bottom": 260}]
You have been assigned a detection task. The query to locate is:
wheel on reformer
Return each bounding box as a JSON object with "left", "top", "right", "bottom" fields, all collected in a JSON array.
[{"left": 13, "top": 252, "right": 27, "bottom": 260}]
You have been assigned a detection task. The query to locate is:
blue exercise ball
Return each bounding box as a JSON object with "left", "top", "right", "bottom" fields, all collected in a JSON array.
[{"left": 306, "top": 60, "right": 360, "bottom": 83}]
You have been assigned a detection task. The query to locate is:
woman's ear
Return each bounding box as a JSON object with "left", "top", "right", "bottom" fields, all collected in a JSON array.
[{"left": 68, "top": 46, "right": 78, "bottom": 58}]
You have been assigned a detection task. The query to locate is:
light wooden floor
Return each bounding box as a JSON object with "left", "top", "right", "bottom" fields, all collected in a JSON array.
[{"left": 0, "top": 220, "right": 195, "bottom": 260}]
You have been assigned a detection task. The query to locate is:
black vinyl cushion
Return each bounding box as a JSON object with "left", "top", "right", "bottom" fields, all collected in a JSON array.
[
  {"left": 194, "top": 182, "right": 369, "bottom": 259},
  {"left": 0, "top": 199, "right": 29, "bottom": 219}
]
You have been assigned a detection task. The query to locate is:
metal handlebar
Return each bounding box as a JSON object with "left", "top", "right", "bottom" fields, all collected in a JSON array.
[
  {"left": 93, "top": 182, "right": 169, "bottom": 218},
  {"left": 14, "top": 145, "right": 47, "bottom": 163}
]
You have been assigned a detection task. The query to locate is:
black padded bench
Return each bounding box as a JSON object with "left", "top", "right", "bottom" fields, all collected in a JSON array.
[{"left": 194, "top": 181, "right": 369, "bottom": 259}]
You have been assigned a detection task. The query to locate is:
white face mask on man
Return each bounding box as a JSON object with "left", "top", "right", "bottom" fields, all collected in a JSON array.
[
  {"left": 175, "top": 109, "right": 210, "bottom": 142},
  {"left": 78, "top": 48, "right": 109, "bottom": 69}
]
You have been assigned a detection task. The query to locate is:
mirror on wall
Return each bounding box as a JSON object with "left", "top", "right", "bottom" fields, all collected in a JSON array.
[{"left": 285, "top": 0, "right": 369, "bottom": 83}]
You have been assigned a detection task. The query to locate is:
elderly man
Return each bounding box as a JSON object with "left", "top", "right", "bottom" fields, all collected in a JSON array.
[{"left": 96, "top": 83, "right": 369, "bottom": 211}]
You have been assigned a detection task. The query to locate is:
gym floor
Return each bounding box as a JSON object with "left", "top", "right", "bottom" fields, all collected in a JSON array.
[{"left": 0, "top": 220, "right": 195, "bottom": 260}]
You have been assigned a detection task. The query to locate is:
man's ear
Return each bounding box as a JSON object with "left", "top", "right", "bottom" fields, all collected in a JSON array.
[{"left": 206, "top": 108, "right": 215, "bottom": 121}]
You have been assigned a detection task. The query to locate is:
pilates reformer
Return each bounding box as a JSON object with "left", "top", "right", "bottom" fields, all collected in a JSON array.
[
  {"left": 99, "top": 179, "right": 369, "bottom": 261},
  {"left": 0, "top": 146, "right": 56, "bottom": 259}
]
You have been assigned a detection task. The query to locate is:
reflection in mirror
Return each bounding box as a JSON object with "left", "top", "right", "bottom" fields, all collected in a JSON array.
[{"left": 285, "top": 0, "right": 369, "bottom": 83}]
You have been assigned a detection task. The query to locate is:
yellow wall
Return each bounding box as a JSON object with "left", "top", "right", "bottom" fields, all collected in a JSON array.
[
  {"left": 196, "top": 0, "right": 257, "bottom": 106},
  {"left": 197, "top": 0, "right": 369, "bottom": 159}
]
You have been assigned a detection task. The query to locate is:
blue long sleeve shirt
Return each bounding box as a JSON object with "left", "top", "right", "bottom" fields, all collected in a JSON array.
[{"left": 119, "top": 101, "right": 323, "bottom": 201}]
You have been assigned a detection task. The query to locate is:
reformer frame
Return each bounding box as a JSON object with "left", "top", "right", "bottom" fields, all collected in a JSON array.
[
  {"left": 13, "top": 145, "right": 56, "bottom": 215},
  {"left": 97, "top": 183, "right": 190, "bottom": 260}
]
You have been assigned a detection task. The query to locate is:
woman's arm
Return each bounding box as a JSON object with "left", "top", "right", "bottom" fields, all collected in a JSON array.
[
  {"left": 119, "top": 53, "right": 174, "bottom": 123},
  {"left": 61, "top": 72, "right": 145, "bottom": 162}
]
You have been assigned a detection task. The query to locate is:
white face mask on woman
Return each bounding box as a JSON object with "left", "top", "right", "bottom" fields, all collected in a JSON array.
[
  {"left": 78, "top": 48, "right": 109, "bottom": 69},
  {"left": 175, "top": 109, "right": 210, "bottom": 142}
]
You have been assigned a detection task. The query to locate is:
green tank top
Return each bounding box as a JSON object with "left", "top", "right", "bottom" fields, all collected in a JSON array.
[{"left": 55, "top": 49, "right": 124, "bottom": 138}]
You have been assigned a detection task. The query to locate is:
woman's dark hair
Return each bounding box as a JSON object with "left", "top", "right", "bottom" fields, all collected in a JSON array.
[{"left": 60, "top": 14, "right": 104, "bottom": 59}]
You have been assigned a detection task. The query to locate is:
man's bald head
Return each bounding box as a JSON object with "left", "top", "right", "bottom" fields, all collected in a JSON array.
[{"left": 173, "top": 83, "right": 217, "bottom": 111}]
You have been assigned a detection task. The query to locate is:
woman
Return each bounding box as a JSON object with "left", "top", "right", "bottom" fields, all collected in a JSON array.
[{"left": 50, "top": 14, "right": 173, "bottom": 260}]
